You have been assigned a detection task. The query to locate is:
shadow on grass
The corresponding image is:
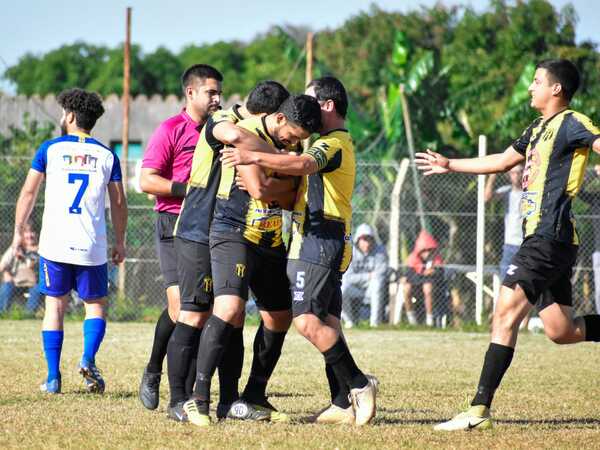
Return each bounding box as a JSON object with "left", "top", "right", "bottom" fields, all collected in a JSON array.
[
  {"left": 268, "top": 391, "right": 312, "bottom": 398},
  {"left": 497, "top": 418, "right": 600, "bottom": 426},
  {"left": 65, "top": 389, "right": 137, "bottom": 399}
]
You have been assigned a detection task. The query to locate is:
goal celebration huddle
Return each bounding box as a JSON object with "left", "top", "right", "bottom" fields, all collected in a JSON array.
[{"left": 11, "top": 58, "right": 600, "bottom": 431}]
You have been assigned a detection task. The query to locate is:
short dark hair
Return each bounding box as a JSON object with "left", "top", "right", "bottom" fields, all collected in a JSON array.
[
  {"left": 57, "top": 88, "right": 104, "bottom": 131},
  {"left": 307, "top": 76, "right": 348, "bottom": 118},
  {"left": 181, "top": 64, "right": 223, "bottom": 93},
  {"left": 536, "top": 59, "right": 580, "bottom": 101},
  {"left": 278, "top": 95, "right": 322, "bottom": 134},
  {"left": 246, "top": 80, "right": 290, "bottom": 115}
]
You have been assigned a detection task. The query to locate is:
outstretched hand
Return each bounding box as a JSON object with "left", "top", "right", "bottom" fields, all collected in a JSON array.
[
  {"left": 220, "top": 147, "right": 253, "bottom": 168},
  {"left": 414, "top": 149, "right": 450, "bottom": 175}
]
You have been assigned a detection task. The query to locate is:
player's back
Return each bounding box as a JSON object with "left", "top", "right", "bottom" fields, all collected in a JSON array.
[{"left": 33, "top": 133, "right": 121, "bottom": 266}]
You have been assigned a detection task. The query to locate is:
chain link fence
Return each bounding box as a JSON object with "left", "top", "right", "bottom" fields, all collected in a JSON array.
[{"left": 1, "top": 156, "right": 599, "bottom": 327}]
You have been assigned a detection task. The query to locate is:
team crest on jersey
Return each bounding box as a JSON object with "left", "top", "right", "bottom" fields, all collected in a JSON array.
[
  {"left": 235, "top": 264, "right": 246, "bottom": 278},
  {"left": 293, "top": 291, "right": 304, "bottom": 302},
  {"left": 520, "top": 192, "right": 537, "bottom": 218},
  {"left": 541, "top": 128, "right": 554, "bottom": 142},
  {"left": 62, "top": 153, "right": 99, "bottom": 171}
]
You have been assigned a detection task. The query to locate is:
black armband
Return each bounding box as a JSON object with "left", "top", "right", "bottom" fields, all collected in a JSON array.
[{"left": 170, "top": 181, "right": 187, "bottom": 198}]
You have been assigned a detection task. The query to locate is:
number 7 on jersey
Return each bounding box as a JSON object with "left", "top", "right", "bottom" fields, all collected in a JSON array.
[{"left": 68, "top": 173, "right": 89, "bottom": 214}]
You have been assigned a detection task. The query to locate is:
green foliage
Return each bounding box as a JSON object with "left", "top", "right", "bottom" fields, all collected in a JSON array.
[{"left": 3, "top": 0, "right": 599, "bottom": 157}]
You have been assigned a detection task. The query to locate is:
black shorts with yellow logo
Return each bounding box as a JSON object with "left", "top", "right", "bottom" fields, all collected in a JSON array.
[
  {"left": 209, "top": 230, "right": 291, "bottom": 311},
  {"left": 287, "top": 259, "right": 343, "bottom": 321},
  {"left": 502, "top": 235, "right": 578, "bottom": 310},
  {"left": 175, "top": 236, "right": 213, "bottom": 313}
]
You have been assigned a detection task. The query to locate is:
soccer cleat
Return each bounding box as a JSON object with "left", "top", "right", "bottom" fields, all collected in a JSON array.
[
  {"left": 166, "top": 401, "right": 189, "bottom": 423},
  {"left": 366, "top": 374, "right": 380, "bottom": 394},
  {"left": 251, "top": 398, "right": 291, "bottom": 423},
  {"left": 349, "top": 377, "right": 377, "bottom": 426},
  {"left": 40, "top": 378, "right": 61, "bottom": 394},
  {"left": 314, "top": 404, "right": 355, "bottom": 424},
  {"left": 139, "top": 368, "right": 161, "bottom": 410},
  {"left": 433, "top": 405, "right": 493, "bottom": 431},
  {"left": 183, "top": 399, "right": 211, "bottom": 427},
  {"left": 226, "top": 399, "right": 271, "bottom": 422},
  {"left": 79, "top": 359, "right": 105, "bottom": 394}
]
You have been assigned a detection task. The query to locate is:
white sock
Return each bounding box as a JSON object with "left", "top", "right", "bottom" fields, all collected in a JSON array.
[
  {"left": 426, "top": 314, "right": 434, "bottom": 327},
  {"left": 407, "top": 310, "right": 417, "bottom": 325}
]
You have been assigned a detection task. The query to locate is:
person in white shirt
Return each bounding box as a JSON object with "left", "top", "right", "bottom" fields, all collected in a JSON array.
[
  {"left": 484, "top": 164, "right": 524, "bottom": 279},
  {"left": 12, "top": 88, "right": 127, "bottom": 394}
]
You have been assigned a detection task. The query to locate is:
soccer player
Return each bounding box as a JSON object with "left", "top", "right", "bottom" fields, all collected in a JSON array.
[
  {"left": 166, "top": 81, "right": 293, "bottom": 422},
  {"left": 12, "top": 88, "right": 127, "bottom": 394},
  {"left": 220, "top": 76, "right": 378, "bottom": 426},
  {"left": 138, "top": 64, "right": 223, "bottom": 410},
  {"left": 182, "top": 94, "right": 322, "bottom": 427},
  {"left": 414, "top": 59, "right": 600, "bottom": 430}
]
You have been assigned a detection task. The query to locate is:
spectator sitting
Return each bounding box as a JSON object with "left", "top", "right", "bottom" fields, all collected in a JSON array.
[
  {"left": 0, "top": 223, "right": 41, "bottom": 314},
  {"left": 341, "top": 223, "right": 389, "bottom": 328},
  {"left": 403, "top": 229, "right": 444, "bottom": 327}
]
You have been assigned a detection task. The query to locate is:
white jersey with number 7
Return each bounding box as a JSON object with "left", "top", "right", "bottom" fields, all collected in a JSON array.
[{"left": 31, "top": 133, "right": 122, "bottom": 266}]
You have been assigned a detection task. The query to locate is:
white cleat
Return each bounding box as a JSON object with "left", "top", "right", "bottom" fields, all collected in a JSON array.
[
  {"left": 434, "top": 405, "right": 493, "bottom": 431},
  {"left": 349, "top": 377, "right": 377, "bottom": 426}
]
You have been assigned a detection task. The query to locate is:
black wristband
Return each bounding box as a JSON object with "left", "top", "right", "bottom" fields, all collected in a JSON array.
[{"left": 170, "top": 181, "right": 187, "bottom": 198}]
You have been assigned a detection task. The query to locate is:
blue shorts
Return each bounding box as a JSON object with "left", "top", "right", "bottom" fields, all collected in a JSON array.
[{"left": 39, "top": 257, "right": 108, "bottom": 300}]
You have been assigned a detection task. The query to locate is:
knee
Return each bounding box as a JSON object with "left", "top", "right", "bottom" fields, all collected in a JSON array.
[
  {"left": 492, "top": 309, "right": 521, "bottom": 335},
  {"left": 178, "top": 310, "right": 207, "bottom": 328},
  {"left": 293, "top": 315, "right": 317, "bottom": 340},
  {"left": 214, "top": 302, "right": 244, "bottom": 325},
  {"left": 544, "top": 326, "right": 571, "bottom": 345}
]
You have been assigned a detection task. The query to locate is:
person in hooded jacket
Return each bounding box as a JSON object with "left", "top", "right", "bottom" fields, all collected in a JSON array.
[
  {"left": 341, "top": 223, "right": 389, "bottom": 327},
  {"left": 403, "top": 229, "right": 444, "bottom": 327}
]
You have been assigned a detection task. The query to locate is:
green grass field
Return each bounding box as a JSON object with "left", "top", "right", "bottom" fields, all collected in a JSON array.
[{"left": 1, "top": 320, "right": 599, "bottom": 449}]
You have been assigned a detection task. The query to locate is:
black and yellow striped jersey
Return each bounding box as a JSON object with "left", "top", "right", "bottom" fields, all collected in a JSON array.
[
  {"left": 174, "top": 104, "right": 244, "bottom": 244},
  {"left": 288, "top": 129, "right": 355, "bottom": 272},
  {"left": 513, "top": 109, "right": 600, "bottom": 245},
  {"left": 210, "top": 115, "right": 285, "bottom": 247}
]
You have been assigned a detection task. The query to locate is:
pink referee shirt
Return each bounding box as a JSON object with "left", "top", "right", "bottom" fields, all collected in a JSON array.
[{"left": 142, "top": 108, "right": 200, "bottom": 214}]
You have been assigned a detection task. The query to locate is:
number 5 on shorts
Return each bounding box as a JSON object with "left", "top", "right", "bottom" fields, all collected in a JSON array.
[{"left": 296, "top": 271, "right": 305, "bottom": 289}]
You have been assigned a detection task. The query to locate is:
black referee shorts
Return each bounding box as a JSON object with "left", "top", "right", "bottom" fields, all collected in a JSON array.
[
  {"left": 502, "top": 235, "right": 578, "bottom": 310},
  {"left": 155, "top": 211, "right": 179, "bottom": 288}
]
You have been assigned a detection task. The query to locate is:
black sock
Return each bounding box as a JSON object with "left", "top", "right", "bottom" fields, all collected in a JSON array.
[
  {"left": 184, "top": 327, "right": 202, "bottom": 397},
  {"left": 167, "top": 322, "right": 201, "bottom": 406},
  {"left": 147, "top": 308, "right": 176, "bottom": 373},
  {"left": 471, "top": 343, "right": 515, "bottom": 408},
  {"left": 193, "top": 315, "right": 234, "bottom": 413},
  {"left": 243, "top": 322, "right": 287, "bottom": 404},
  {"left": 326, "top": 363, "right": 350, "bottom": 408},
  {"left": 218, "top": 327, "right": 244, "bottom": 405},
  {"left": 583, "top": 315, "right": 600, "bottom": 342},
  {"left": 322, "top": 337, "right": 368, "bottom": 391}
]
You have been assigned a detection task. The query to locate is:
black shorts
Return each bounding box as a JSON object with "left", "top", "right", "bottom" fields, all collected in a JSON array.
[
  {"left": 209, "top": 232, "right": 291, "bottom": 312},
  {"left": 175, "top": 236, "right": 213, "bottom": 313},
  {"left": 287, "top": 259, "right": 343, "bottom": 321},
  {"left": 502, "top": 235, "right": 578, "bottom": 310},
  {"left": 155, "top": 211, "right": 179, "bottom": 288}
]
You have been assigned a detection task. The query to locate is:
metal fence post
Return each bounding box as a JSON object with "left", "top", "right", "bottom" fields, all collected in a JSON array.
[{"left": 475, "top": 135, "right": 487, "bottom": 325}]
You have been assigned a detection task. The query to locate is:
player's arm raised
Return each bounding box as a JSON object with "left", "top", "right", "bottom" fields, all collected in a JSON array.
[
  {"left": 107, "top": 181, "right": 128, "bottom": 264},
  {"left": 12, "top": 169, "right": 44, "bottom": 256},
  {"left": 415, "top": 145, "right": 525, "bottom": 176},
  {"left": 221, "top": 149, "right": 318, "bottom": 176}
]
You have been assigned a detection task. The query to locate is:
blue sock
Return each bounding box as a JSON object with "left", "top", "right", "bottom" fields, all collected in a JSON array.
[
  {"left": 42, "top": 330, "right": 64, "bottom": 382},
  {"left": 82, "top": 318, "right": 106, "bottom": 364}
]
